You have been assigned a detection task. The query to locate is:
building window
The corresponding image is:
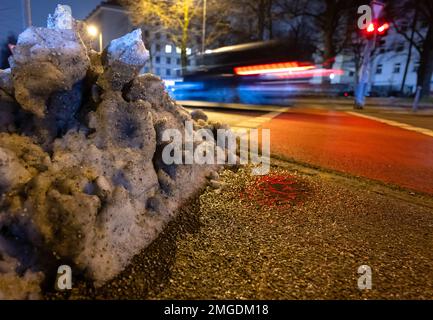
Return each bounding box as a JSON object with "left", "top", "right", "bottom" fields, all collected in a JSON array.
[
  {"left": 176, "top": 70, "right": 181, "bottom": 77},
  {"left": 156, "top": 68, "right": 160, "bottom": 74},
  {"left": 393, "top": 63, "right": 401, "bottom": 74},
  {"left": 176, "top": 58, "right": 181, "bottom": 65},
  {"left": 166, "top": 69, "right": 171, "bottom": 76},
  {"left": 376, "top": 64, "right": 383, "bottom": 74},
  {"left": 155, "top": 44, "right": 161, "bottom": 52},
  {"left": 165, "top": 44, "right": 172, "bottom": 54},
  {"left": 396, "top": 43, "right": 405, "bottom": 52},
  {"left": 155, "top": 32, "right": 161, "bottom": 40},
  {"left": 166, "top": 57, "right": 171, "bottom": 64},
  {"left": 176, "top": 47, "right": 181, "bottom": 54},
  {"left": 155, "top": 56, "right": 161, "bottom": 64},
  {"left": 349, "top": 71, "right": 355, "bottom": 77}
]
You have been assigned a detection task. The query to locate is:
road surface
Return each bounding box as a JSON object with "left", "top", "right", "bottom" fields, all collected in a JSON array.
[
  {"left": 185, "top": 103, "right": 433, "bottom": 195},
  {"left": 54, "top": 102, "right": 433, "bottom": 300},
  {"left": 70, "top": 160, "right": 433, "bottom": 300}
]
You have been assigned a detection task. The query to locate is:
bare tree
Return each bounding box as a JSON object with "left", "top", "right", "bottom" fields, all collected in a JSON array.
[
  {"left": 278, "top": 0, "right": 363, "bottom": 84},
  {"left": 199, "top": 0, "right": 234, "bottom": 49},
  {"left": 231, "top": 0, "right": 275, "bottom": 41},
  {"left": 388, "top": 0, "right": 433, "bottom": 98},
  {"left": 274, "top": 0, "right": 315, "bottom": 50},
  {"left": 120, "top": 0, "right": 201, "bottom": 69}
]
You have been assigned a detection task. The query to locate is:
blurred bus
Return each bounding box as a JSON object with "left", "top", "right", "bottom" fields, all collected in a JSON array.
[{"left": 168, "top": 40, "right": 347, "bottom": 105}]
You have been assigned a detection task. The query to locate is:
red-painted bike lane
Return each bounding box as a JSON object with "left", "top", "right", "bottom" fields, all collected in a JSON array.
[{"left": 261, "top": 108, "right": 433, "bottom": 195}]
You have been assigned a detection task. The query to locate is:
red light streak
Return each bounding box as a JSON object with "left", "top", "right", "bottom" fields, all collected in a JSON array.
[
  {"left": 273, "top": 68, "right": 344, "bottom": 79},
  {"left": 234, "top": 62, "right": 315, "bottom": 76}
]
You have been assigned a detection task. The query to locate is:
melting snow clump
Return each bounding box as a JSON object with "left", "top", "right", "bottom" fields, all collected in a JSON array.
[{"left": 0, "top": 5, "right": 228, "bottom": 298}]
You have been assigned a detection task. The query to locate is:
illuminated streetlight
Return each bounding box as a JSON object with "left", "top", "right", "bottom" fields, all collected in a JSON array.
[
  {"left": 87, "top": 25, "right": 98, "bottom": 37},
  {"left": 87, "top": 24, "right": 103, "bottom": 53}
]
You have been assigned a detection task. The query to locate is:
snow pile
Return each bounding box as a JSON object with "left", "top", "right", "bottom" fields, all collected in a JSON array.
[
  {"left": 0, "top": 5, "right": 226, "bottom": 298},
  {"left": 11, "top": 27, "right": 89, "bottom": 118},
  {"left": 47, "top": 4, "right": 73, "bottom": 30},
  {"left": 98, "top": 29, "right": 149, "bottom": 91}
]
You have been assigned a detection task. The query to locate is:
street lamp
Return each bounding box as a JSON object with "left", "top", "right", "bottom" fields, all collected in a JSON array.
[
  {"left": 87, "top": 24, "right": 103, "bottom": 53},
  {"left": 201, "top": 0, "right": 207, "bottom": 54},
  {"left": 22, "top": 0, "right": 32, "bottom": 28}
]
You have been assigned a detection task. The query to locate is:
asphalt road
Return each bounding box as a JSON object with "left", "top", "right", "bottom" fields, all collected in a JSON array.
[
  {"left": 50, "top": 103, "right": 433, "bottom": 300},
  {"left": 67, "top": 161, "right": 433, "bottom": 299},
  {"left": 186, "top": 104, "right": 433, "bottom": 195}
]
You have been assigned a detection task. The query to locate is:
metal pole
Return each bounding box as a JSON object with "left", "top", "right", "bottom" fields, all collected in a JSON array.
[
  {"left": 99, "top": 32, "right": 103, "bottom": 53},
  {"left": 354, "top": 0, "right": 384, "bottom": 109},
  {"left": 355, "top": 37, "right": 374, "bottom": 109},
  {"left": 201, "top": 0, "right": 207, "bottom": 54},
  {"left": 22, "top": 0, "right": 32, "bottom": 28},
  {"left": 412, "top": 86, "right": 422, "bottom": 112}
]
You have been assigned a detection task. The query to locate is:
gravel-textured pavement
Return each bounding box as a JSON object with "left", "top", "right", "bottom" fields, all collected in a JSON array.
[{"left": 55, "top": 160, "right": 433, "bottom": 300}]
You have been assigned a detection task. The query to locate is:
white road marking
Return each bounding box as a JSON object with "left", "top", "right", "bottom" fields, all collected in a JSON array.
[
  {"left": 233, "top": 107, "right": 289, "bottom": 132},
  {"left": 347, "top": 111, "right": 433, "bottom": 138}
]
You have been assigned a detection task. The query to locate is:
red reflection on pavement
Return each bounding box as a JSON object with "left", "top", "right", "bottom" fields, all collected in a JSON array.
[{"left": 242, "top": 173, "right": 302, "bottom": 209}]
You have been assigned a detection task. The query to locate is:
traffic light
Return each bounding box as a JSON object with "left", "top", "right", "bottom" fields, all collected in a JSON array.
[
  {"left": 363, "top": 20, "right": 390, "bottom": 38},
  {"left": 366, "top": 23, "right": 375, "bottom": 34},
  {"left": 377, "top": 22, "right": 389, "bottom": 35}
]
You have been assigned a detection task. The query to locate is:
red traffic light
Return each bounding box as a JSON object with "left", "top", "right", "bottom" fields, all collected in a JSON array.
[
  {"left": 377, "top": 23, "right": 389, "bottom": 35},
  {"left": 363, "top": 21, "right": 389, "bottom": 37},
  {"left": 366, "top": 23, "right": 375, "bottom": 33}
]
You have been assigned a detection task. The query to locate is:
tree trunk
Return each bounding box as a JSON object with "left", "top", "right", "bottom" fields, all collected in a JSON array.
[
  {"left": 181, "top": 46, "right": 187, "bottom": 70},
  {"left": 322, "top": 28, "right": 335, "bottom": 85},
  {"left": 181, "top": 1, "right": 191, "bottom": 71},
  {"left": 418, "top": 24, "right": 433, "bottom": 98},
  {"left": 320, "top": 0, "right": 339, "bottom": 86},
  {"left": 400, "top": 8, "right": 417, "bottom": 95},
  {"left": 266, "top": 0, "right": 273, "bottom": 39},
  {"left": 323, "top": 30, "right": 335, "bottom": 68},
  {"left": 257, "top": 0, "right": 266, "bottom": 40},
  {"left": 417, "top": 24, "right": 433, "bottom": 99}
]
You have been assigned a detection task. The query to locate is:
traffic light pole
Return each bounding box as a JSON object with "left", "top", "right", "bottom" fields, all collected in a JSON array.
[
  {"left": 354, "top": 35, "right": 376, "bottom": 109},
  {"left": 354, "top": 0, "right": 384, "bottom": 109}
]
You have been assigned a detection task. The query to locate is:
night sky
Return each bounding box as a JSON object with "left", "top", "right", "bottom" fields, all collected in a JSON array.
[{"left": 0, "top": 0, "right": 102, "bottom": 46}]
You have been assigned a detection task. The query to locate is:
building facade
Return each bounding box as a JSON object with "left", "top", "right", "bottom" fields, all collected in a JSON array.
[
  {"left": 330, "top": 27, "right": 432, "bottom": 96},
  {"left": 85, "top": 2, "right": 196, "bottom": 80}
]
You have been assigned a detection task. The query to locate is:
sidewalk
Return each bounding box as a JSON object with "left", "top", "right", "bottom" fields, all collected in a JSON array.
[{"left": 64, "top": 159, "right": 433, "bottom": 300}]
